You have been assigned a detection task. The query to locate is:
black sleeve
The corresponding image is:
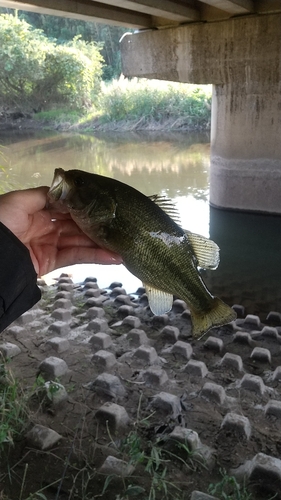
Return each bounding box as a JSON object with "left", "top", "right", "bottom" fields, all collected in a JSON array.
[{"left": 0, "top": 222, "right": 41, "bottom": 333}]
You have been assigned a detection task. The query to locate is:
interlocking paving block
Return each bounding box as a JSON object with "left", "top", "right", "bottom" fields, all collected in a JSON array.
[
  {"left": 221, "top": 412, "right": 251, "bottom": 439},
  {"left": 90, "top": 373, "right": 126, "bottom": 398},
  {"left": 44, "top": 381, "right": 68, "bottom": 406},
  {"left": 243, "top": 314, "right": 261, "bottom": 327},
  {"left": 87, "top": 307, "right": 105, "bottom": 319},
  {"left": 150, "top": 392, "right": 182, "bottom": 417},
  {"left": 220, "top": 353, "right": 243, "bottom": 371},
  {"left": 51, "top": 308, "right": 71, "bottom": 322},
  {"left": 95, "top": 402, "right": 130, "bottom": 431},
  {"left": 204, "top": 336, "right": 223, "bottom": 352},
  {"left": 127, "top": 328, "right": 148, "bottom": 346},
  {"left": 240, "top": 374, "right": 266, "bottom": 395},
  {"left": 39, "top": 356, "right": 68, "bottom": 378},
  {"left": 46, "top": 337, "right": 70, "bottom": 353},
  {"left": 233, "top": 331, "right": 253, "bottom": 345},
  {"left": 0, "top": 342, "right": 21, "bottom": 358},
  {"left": 184, "top": 360, "right": 208, "bottom": 378},
  {"left": 250, "top": 347, "right": 271, "bottom": 363},
  {"left": 190, "top": 492, "right": 219, "bottom": 500},
  {"left": 171, "top": 340, "right": 193, "bottom": 359},
  {"left": 26, "top": 424, "right": 62, "bottom": 450},
  {"left": 53, "top": 298, "right": 72, "bottom": 310},
  {"left": 88, "top": 318, "right": 108, "bottom": 333},
  {"left": 265, "top": 400, "right": 281, "bottom": 418},
  {"left": 89, "top": 332, "right": 112, "bottom": 350},
  {"left": 133, "top": 345, "right": 158, "bottom": 363},
  {"left": 260, "top": 326, "right": 279, "bottom": 339},
  {"left": 99, "top": 455, "right": 135, "bottom": 477},
  {"left": 201, "top": 382, "right": 226, "bottom": 405},
  {"left": 92, "top": 350, "right": 116, "bottom": 369},
  {"left": 122, "top": 315, "right": 141, "bottom": 328},
  {"left": 161, "top": 325, "right": 180, "bottom": 341},
  {"left": 172, "top": 299, "right": 187, "bottom": 312},
  {"left": 142, "top": 367, "right": 169, "bottom": 386},
  {"left": 48, "top": 321, "right": 70, "bottom": 336},
  {"left": 266, "top": 311, "right": 281, "bottom": 325},
  {"left": 273, "top": 366, "right": 281, "bottom": 381}
]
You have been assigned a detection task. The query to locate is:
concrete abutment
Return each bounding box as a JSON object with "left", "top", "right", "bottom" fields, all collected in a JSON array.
[{"left": 121, "top": 14, "right": 281, "bottom": 213}]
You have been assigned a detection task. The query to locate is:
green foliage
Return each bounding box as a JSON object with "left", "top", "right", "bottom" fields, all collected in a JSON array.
[
  {"left": 0, "top": 13, "right": 104, "bottom": 111},
  {"left": 208, "top": 469, "right": 253, "bottom": 500}
]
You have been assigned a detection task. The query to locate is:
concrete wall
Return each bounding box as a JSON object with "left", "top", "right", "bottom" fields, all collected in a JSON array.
[{"left": 121, "top": 14, "right": 281, "bottom": 213}]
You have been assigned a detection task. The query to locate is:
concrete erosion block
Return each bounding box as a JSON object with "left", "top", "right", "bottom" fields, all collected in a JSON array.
[
  {"left": 89, "top": 332, "right": 112, "bottom": 350},
  {"left": 266, "top": 311, "right": 281, "bottom": 325},
  {"left": 190, "top": 492, "right": 219, "bottom": 500},
  {"left": 26, "top": 424, "right": 62, "bottom": 450},
  {"left": 240, "top": 374, "right": 266, "bottom": 395},
  {"left": 84, "top": 276, "right": 98, "bottom": 284},
  {"left": 46, "top": 337, "right": 70, "bottom": 353},
  {"left": 83, "top": 281, "right": 99, "bottom": 289},
  {"left": 114, "top": 294, "right": 132, "bottom": 305},
  {"left": 151, "top": 314, "right": 169, "bottom": 326},
  {"left": 127, "top": 328, "right": 148, "bottom": 346},
  {"left": 84, "top": 288, "right": 101, "bottom": 298},
  {"left": 90, "top": 373, "right": 126, "bottom": 398},
  {"left": 265, "top": 400, "right": 281, "bottom": 418},
  {"left": 168, "top": 426, "right": 200, "bottom": 451},
  {"left": 0, "top": 342, "right": 21, "bottom": 359},
  {"left": 92, "top": 350, "right": 116, "bottom": 369},
  {"left": 273, "top": 366, "right": 281, "bottom": 381},
  {"left": 133, "top": 345, "right": 158, "bottom": 364},
  {"left": 95, "top": 402, "right": 130, "bottom": 431},
  {"left": 243, "top": 314, "right": 261, "bottom": 328},
  {"left": 88, "top": 318, "right": 108, "bottom": 333},
  {"left": 204, "top": 336, "right": 224, "bottom": 352},
  {"left": 142, "top": 367, "right": 168, "bottom": 386},
  {"left": 87, "top": 307, "right": 105, "bottom": 319},
  {"left": 5, "top": 326, "right": 26, "bottom": 338},
  {"left": 260, "top": 326, "right": 279, "bottom": 339},
  {"left": 150, "top": 392, "right": 181, "bottom": 417},
  {"left": 117, "top": 305, "right": 135, "bottom": 318},
  {"left": 110, "top": 286, "right": 127, "bottom": 297},
  {"left": 48, "top": 321, "right": 70, "bottom": 336},
  {"left": 58, "top": 277, "right": 73, "bottom": 284},
  {"left": 233, "top": 331, "right": 253, "bottom": 345},
  {"left": 39, "top": 356, "right": 68, "bottom": 378},
  {"left": 235, "top": 453, "right": 281, "bottom": 490},
  {"left": 172, "top": 299, "right": 187, "bottom": 313},
  {"left": 171, "top": 340, "right": 193, "bottom": 359},
  {"left": 122, "top": 315, "right": 141, "bottom": 328},
  {"left": 99, "top": 455, "right": 135, "bottom": 477},
  {"left": 16, "top": 311, "right": 33, "bottom": 325},
  {"left": 161, "top": 325, "right": 180, "bottom": 341},
  {"left": 57, "top": 283, "right": 73, "bottom": 292},
  {"left": 220, "top": 353, "right": 243, "bottom": 371},
  {"left": 232, "top": 304, "right": 245, "bottom": 317},
  {"left": 221, "top": 412, "right": 251, "bottom": 439},
  {"left": 44, "top": 381, "right": 68, "bottom": 406},
  {"left": 201, "top": 382, "right": 226, "bottom": 405},
  {"left": 51, "top": 308, "right": 71, "bottom": 322},
  {"left": 184, "top": 360, "right": 208, "bottom": 378},
  {"left": 53, "top": 298, "right": 72, "bottom": 310},
  {"left": 250, "top": 347, "right": 271, "bottom": 363}
]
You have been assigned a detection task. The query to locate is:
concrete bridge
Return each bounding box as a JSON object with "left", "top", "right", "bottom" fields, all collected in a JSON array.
[{"left": 1, "top": 0, "right": 280, "bottom": 214}]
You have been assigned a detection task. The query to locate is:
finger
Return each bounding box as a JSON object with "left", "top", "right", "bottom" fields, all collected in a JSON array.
[
  {"left": 3, "top": 186, "right": 50, "bottom": 214},
  {"left": 41, "top": 247, "right": 123, "bottom": 274}
]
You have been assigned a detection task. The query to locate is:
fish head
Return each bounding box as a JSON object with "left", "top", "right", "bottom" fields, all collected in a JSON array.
[{"left": 48, "top": 168, "right": 117, "bottom": 224}]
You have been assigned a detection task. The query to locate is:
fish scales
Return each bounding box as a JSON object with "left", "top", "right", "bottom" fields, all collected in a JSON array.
[{"left": 48, "top": 168, "right": 236, "bottom": 337}]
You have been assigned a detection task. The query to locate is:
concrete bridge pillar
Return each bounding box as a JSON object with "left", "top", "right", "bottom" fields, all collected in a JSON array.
[{"left": 121, "top": 13, "right": 281, "bottom": 214}]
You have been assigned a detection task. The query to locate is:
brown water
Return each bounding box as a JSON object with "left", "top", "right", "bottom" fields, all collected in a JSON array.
[{"left": 0, "top": 129, "right": 280, "bottom": 319}]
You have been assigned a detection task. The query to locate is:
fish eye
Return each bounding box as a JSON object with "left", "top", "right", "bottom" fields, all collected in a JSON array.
[{"left": 74, "top": 176, "right": 85, "bottom": 187}]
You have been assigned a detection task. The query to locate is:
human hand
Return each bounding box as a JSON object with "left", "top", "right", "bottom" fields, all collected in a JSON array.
[{"left": 0, "top": 186, "right": 122, "bottom": 276}]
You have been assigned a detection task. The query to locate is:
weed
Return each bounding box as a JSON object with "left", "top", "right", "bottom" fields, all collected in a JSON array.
[{"left": 208, "top": 469, "right": 252, "bottom": 500}]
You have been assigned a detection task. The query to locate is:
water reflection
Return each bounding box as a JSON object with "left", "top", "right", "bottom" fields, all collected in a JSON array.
[{"left": 0, "top": 130, "right": 280, "bottom": 317}]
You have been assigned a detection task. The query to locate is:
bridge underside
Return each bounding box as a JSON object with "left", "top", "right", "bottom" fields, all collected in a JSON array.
[{"left": 121, "top": 13, "right": 281, "bottom": 214}]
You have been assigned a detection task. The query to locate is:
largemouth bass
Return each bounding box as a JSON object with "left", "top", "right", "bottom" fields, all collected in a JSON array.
[{"left": 48, "top": 168, "right": 236, "bottom": 337}]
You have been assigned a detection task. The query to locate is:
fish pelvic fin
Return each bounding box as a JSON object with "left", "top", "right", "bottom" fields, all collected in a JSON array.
[
  {"left": 185, "top": 230, "right": 220, "bottom": 270},
  {"left": 144, "top": 283, "right": 173, "bottom": 316},
  {"left": 191, "top": 298, "right": 237, "bottom": 339}
]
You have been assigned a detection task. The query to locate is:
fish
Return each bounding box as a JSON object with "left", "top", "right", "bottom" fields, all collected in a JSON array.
[{"left": 48, "top": 168, "right": 236, "bottom": 338}]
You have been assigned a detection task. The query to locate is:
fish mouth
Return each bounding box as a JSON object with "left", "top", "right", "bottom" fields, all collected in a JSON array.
[{"left": 48, "top": 168, "right": 70, "bottom": 202}]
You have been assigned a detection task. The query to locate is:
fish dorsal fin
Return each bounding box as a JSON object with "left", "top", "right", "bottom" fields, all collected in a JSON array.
[
  {"left": 144, "top": 283, "right": 173, "bottom": 315},
  {"left": 148, "top": 194, "right": 181, "bottom": 225},
  {"left": 185, "top": 230, "right": 220, "bottom": 270}
]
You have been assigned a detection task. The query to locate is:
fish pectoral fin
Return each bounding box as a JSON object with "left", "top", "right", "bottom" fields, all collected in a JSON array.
[
  {"left": 144, "top": 283, "right": 173, "bottom": 315},
  {"left": 185, "top": 230, "right": 220, "bottom": 270}
]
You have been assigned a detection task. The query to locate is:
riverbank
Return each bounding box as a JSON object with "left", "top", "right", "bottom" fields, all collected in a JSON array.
[{"left": 1, "top": 275, "right": 281, "bottom": 500}]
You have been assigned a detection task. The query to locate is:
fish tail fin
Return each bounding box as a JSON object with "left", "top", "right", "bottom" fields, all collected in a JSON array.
[{"left": 191, "top": 297, "right": 236, "bottom": 339}]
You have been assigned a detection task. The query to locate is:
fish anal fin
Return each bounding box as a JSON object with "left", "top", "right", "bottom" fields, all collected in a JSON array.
[
  {"left": 185, "top": 230, "right": 220, "bottom": 270},
  {"left": 190, "top": 298, "right": 237, "bottom": 339},
  {"left": 144, "top": 283, "right": 173, "bottom": 315}
]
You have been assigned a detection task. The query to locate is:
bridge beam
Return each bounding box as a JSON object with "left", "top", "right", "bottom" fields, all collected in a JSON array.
[{"left": 121, "top": 14, "right": 281, "bottom": 214}]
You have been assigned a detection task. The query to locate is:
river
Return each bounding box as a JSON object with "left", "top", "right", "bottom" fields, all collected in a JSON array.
[{"left": 0, "top": 129, "right": 280, "bottom": 320}]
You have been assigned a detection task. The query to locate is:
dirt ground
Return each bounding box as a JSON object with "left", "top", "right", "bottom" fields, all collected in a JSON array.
[{"left": 1, "top": 276, "right": 281, "bottom": 500}]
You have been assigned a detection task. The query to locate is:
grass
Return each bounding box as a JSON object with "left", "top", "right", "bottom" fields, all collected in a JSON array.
[{"left": 34, "top": 77, "right": 212, "bottom": 131}]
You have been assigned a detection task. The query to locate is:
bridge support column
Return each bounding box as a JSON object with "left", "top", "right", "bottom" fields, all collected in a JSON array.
[
  {"left": 210, "top": 82, "right": 281, "bottom": 213},
  {"left": 121, "top": 13, "right": 281, "bottom": 214}
]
